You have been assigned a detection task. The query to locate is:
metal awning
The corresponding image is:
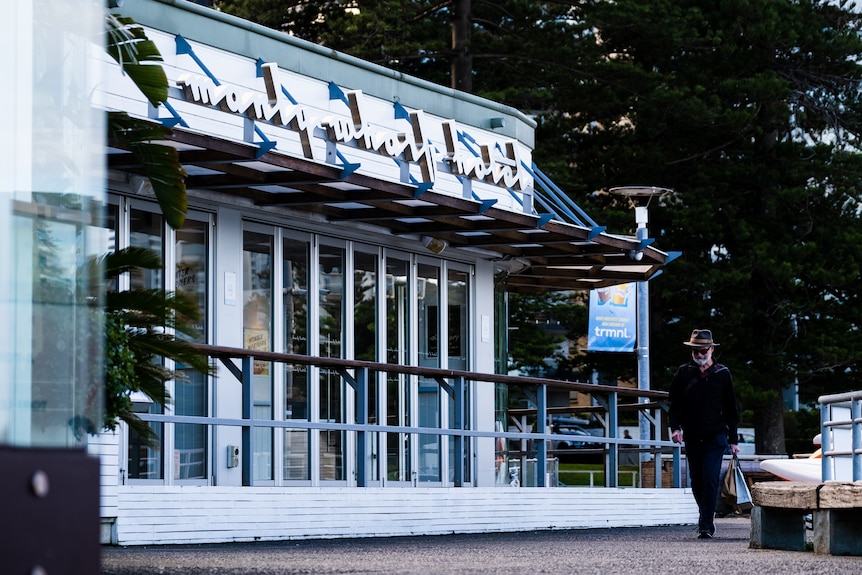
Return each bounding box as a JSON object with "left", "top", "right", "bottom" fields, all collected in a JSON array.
[{"left": 108, "top": 124, "right": 672, "bottom": 292}]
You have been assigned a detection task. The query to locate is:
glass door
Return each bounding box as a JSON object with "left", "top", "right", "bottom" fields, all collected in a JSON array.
[
  {"left": 447, "top": 267, "right": 470, "bottom": 483},
  {"left": 173, "top": 216, "right": 210, "bottom": 481},
  {"left": 417, "top": 262, "right": 440, "bottom": 483},
  {"left": 385, "top": 255, "right": 411, "bottom": 483},
  {"left": 243, "top": 228, "right": 274, "bottom": 481},
  {"left": 282, "top": 234, "right": 310, "bottom": 481},
  {"left": 353, "top": 248, "right": 379, "bottom": 482},
  {"left": 318, "top": 242, "right": 345, "bottom": 481},
  {"left": 127, "top": 208, "right": 164, "bottom": 480}
]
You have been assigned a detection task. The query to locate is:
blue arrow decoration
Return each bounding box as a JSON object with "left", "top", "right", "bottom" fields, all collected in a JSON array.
[
  {"left": 393, "top": 102, "right": 411, "bottom": 122},
  {"left": 176, "top": 35, "right": 220, "bottom": 85},
  {"left": 537, "top": 213, "right": 555, "bottom": 228},
  {"left": 665, "top": 251, "right": 683, "bottom": 264},
  {"left": 637, "top": 237, "right": 656, "bottom": 251},
  {"left": 160, "top": 101, "right": 188, "bottom": 128},
  {"left": 407, "top": 173, "right": 433, "bottom": 197},
  {"left": 328, "top": 81, "right": 349, "bottom": 106},
  {"left": 253, "top": 125, "right": 277, "bottom": 157},
  {"left": 471, "top": 194, "right": 497, "bottom": 213},
  {"left": 457, "top": 131, "right": 480, "bottom": 156},
  {"left": 334, "top": 150, "right": 361, "bottom": 179},
  {"left": 587, "top": 226, "right": 607, "bottom": 240}
]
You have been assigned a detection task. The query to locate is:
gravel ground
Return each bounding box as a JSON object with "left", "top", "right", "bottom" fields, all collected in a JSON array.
[{"left": 101, "top": 516, "right": 862, "bottom": 575}]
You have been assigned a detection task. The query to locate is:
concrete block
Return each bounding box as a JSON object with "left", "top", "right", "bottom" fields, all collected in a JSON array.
[
  {"left": 817, "top": 482, "right": 862, "bottom": 509},
  {"left": 750, "top": 505, "right": 807, "bottom": 551},
  {"left": 750, "top": 481, "right": 819, "bottom": 509},
  {"left": 813, "top": 509, "right": 862, "bottom": 555}
]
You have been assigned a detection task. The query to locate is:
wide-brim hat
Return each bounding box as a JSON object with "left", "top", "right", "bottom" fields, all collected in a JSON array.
[{"left": 683, "top": 329, "right": 719, "bottom": 347}]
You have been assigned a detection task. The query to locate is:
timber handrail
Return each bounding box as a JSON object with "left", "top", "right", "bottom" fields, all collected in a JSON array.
[
  {"left": 193, "top": 343, "right": 670, "bottom": 400},
  {"left": 138, "top": 343, "right": 682, "bottom": 488}
]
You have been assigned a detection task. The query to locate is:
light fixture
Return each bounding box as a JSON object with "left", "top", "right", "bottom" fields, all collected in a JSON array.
[
  {"left": 489, "top": 117, "right": 506, "bottom": 129},
  {"left": 493, "top": 257, "right": 530, "bottom": 275},
  {"left": 609, "top": 185, "right": 672, "bottom": 463},
  {"left": 130, "top": 391, "right": 154, "bottom": 413},
  {"left": 129, "top": 174, "right": 154, "bottom": 196},
  {"left": 608, "top": 186, "right": 673, "bottom": 202},
  {"left": 422, "top": 236, "right": 448, "bottom": 254}
]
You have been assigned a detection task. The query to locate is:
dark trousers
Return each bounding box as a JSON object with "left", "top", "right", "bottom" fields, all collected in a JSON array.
[{"left": 684, "top": 433, "right": 728, "bottom": 533}]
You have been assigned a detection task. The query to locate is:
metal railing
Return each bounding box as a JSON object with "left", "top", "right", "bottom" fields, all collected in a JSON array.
[
  {"left": 137, "top": 343, "right": 682, "bottom": 488},
  {"left": 819, "top": 390, "right": 862, "bottom": 481}
]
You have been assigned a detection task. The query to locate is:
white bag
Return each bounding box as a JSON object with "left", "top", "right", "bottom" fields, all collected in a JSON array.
[{"left": 733, "top": 454, "right": 752, "bottom": 510}]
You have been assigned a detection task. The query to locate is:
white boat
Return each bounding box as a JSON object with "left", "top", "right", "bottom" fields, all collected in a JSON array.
[
  {"left": 759, "top": 454, "right": 823, "bottom": 482},
  {"left": 760, "top": 405, "right": 854, "bottom": 482}
]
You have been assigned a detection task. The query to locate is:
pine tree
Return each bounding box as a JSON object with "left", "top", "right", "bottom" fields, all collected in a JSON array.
[
  {"left": 555, "top": 0, "right": 862, "bottom": 453},
  {"left": 214, "top": 1, "right": 862, "bottom": 454}
]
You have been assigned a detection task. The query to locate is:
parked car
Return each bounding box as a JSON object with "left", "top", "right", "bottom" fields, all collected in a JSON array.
[
  {"left": 552, "top": 420, "right": 602, "bottom": 450},
  {"left": 736, "top": 429, "right": 756, "bottom": 455}
]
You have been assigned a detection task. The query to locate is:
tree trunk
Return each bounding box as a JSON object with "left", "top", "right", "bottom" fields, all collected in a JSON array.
[
  {"left": 754, "top": 392, "right": 787, "bottom": 455},
  {"left": 451, "top": 0, "right": 472, "bottom": 92}
]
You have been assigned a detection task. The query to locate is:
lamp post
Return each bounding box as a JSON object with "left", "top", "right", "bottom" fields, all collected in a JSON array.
[{"left": 609, "top": 186, "right": 672, "bottom": 462}]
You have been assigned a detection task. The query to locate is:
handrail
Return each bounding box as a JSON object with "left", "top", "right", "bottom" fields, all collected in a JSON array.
[
  {"left": 819, "top": 390, "right": 862, "bottom": 481},
  {"left": 193, "top": 343, "right": 671, "bottom": 399},
  {"left": 158, "top": 343, "right": 682, "bottom": 488}
]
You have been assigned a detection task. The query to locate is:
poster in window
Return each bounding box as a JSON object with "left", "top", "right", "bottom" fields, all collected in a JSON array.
[{"left": 244, "top": 328, "right": 270, "bottom": 375}]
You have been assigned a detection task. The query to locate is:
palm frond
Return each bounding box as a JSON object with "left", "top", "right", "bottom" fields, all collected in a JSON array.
[
  {"left": 105, "top": 13, "right": 168, "bottom": 106},
  {"left": 108, "top": 113, "right": 187, "bottom": 230},
  {"left": 97, "top": 246, "right": 214, "bottom": 446}
]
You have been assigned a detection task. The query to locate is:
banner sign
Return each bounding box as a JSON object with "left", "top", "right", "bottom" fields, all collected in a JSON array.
[{"left": 587, "top": 283, "right": 636, "bottom": 352}]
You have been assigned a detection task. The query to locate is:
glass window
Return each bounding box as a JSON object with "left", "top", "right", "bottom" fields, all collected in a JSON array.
[
  {"left": 282, "top": 236, "right": 310, "bottom": 481},
  {"left": 417, "top": 262, "right": 440, "bottom": 483},
  {"left": 447, "top": 268, "right": 470, "bottom": 483},
  {"left": 243, "top": 229, "right": 274, "bottom": 481},
  {"left": 14, "top": 200, "right": 107, "bottom": 447},
  {"left": 385, "top": 255, "right": 411, "bottom": 482},
  {"left": 174, "top": 218, "right": 209, "bottom": 480},
  {"left": 319, "top": 243, "right": 344, "bottom": 480},
  {"left": 354, "top": 249, "right": 378, "bottom": 481},
  {"left": 127, "top": 209, "right": 164, "bottom": 480},
  {"left": 447, "top": 269, "right": 469, "bottom": 371},
  {"left": 494, "top": 279, "right": 509, "bottom": 485},
  {"left": 0, "top": 1, "right": 104, "bottom": 449}
]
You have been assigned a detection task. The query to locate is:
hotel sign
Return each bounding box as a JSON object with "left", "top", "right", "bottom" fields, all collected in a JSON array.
[{"left": 173, "top": 52, "right": 532, "bottom": 193}]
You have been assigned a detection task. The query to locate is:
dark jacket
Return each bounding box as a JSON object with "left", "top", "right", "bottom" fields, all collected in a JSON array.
[{"left": 668, "top": 360, "right": 739, "bottom": 444}]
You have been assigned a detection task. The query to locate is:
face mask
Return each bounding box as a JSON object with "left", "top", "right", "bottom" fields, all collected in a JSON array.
[{"left": 692, "top": 348, "right": 712, "bottom": 366}]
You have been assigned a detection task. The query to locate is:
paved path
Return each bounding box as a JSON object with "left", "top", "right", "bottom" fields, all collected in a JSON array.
[{"left": 101, "top": 516, "right": 862, "bottom": 575}]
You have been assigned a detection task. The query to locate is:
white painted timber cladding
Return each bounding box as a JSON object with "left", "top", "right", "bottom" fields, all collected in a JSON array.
[
  {"left": 113, "top": 486, "right": 697, "bottom": 546},
  {"left": 87, "top": 431, "right": 120, "bottom": 516}
]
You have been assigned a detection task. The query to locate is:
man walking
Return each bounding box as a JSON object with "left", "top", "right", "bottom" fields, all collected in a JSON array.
[{"left": 669, "top": 329, "right": 739, "bottom": 539}]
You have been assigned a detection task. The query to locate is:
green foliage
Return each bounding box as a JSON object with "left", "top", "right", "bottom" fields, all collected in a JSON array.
[
  {"left": 95, "top": 247, "right": 214, "bottom": 445},
  {"left": 106, "top": 12, "right": 187, "bottom": 230},
  {"left": 215, "top": 1, "right": 588, "bottom": 105},
  {"left": 783, "top": 406, "right": 821, "bottom": 456},
  {"left": 108, "top": 113, "right": 188, "bottom": 229},
  {"left": 102, "top": 313, "right": 141, "bottom": 432},
  {"left": 105, "top": 14, "right": 168, "bottom": 106},
  {"left": 507, "top": 292, "right": 578, "bottom": 377}
]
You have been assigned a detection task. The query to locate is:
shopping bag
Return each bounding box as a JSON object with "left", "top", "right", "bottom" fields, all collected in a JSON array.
[
  {"left": 734, "top": 455, "right": 753, "bottom": 510},
  {"left": 720, "top": 455, "right": 738, "bottom": 506}
]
